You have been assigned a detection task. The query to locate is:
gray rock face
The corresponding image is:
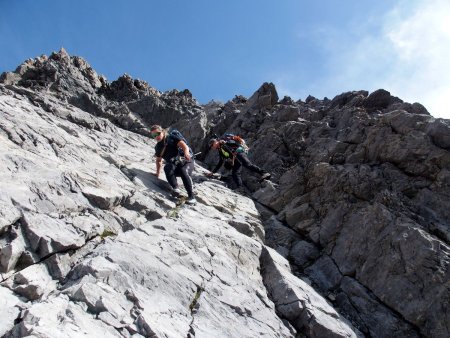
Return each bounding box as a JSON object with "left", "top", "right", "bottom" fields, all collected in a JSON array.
[
  {"left": 1, "top": 50, "right": 448, "bottom": 338},
  {"left": 203, "top": 83, "right": 449, "bottom": 337},
  {"left": 0, "top": 49, "right": 208, "bottom": 147},
  {"left": 1, "top": 80, "right": 329, "bottom": 338},
  {"left": 261, "top": 247, "right": 361, "bottom": 338}
]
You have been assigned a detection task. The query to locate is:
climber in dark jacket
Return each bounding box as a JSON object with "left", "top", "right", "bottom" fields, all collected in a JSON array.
[
  {"left": 151, "top": 125, "right": 196, "bottom": 205},
  {"left": 206, "top": 137, "right": 271, "bottom": 190}
]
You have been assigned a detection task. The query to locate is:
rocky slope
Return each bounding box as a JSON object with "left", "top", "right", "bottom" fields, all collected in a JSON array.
[{"left": 1, "top": 49, "right": 449, "bottom": 338}]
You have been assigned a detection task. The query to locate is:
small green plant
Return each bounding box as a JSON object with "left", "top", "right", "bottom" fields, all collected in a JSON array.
[
  {"left": 189, "top": 286, "right": 204, "bottom": 312},
  {"left": 100, "top": 229, "right": 117, "bottom": 239},
  {"left": 167, "top": 207, "right": 181, "bottom": 219}
]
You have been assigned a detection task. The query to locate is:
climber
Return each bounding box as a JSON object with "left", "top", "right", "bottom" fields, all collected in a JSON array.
[
  {"left": 150, "top": 125, "right": 197, "bottom": 205},
  {"left": 205, "top": 135, "right": 271, "bottom": 192}
]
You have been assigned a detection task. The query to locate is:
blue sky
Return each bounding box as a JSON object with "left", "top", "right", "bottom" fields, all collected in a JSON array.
[{"left": 1, "top": 0, "right": 449, "bottom": 118}]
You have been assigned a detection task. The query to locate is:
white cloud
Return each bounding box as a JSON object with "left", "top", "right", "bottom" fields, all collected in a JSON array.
[
  {"left": 276, "top": 0, "right": 450, "bottom": 119},
  {"left": 380, "top": 0, "right": 450, "bottom": 118}
]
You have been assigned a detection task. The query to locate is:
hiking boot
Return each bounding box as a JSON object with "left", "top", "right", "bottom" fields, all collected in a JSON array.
[
  {"left": 171, "top": 188, "right": 181, "bottom": 197},
  {"left": 260, "top": 172, "right": 271, "bottom": 180},
  {"left": 186, "top": 197, "right": 197, "bottom": 205}
]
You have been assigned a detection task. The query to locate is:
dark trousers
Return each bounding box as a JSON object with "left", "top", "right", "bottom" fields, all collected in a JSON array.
[
  {"left": 164, "top": 161, "right": 195, "bottom": 197},
  {"left": 232, "top": 153, "right": 264, "bottom": 187}
]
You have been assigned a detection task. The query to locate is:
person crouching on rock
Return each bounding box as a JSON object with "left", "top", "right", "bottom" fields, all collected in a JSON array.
[
  {"left": 206, "top": 137, "right": 271, "bottom": 192},
  {"left": 150, "top": 125, "right": 196, "bottom": 205}
]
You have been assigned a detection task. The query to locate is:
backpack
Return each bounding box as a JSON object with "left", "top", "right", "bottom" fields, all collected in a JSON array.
[
  {"left": 220, "top": 133, "right": 249, "bottom": 153},
  {"left": 166, "top": 128, "right": 194, "bottom": 157}
]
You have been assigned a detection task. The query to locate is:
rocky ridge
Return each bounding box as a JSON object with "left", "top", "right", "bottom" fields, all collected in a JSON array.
[{"left": 0, "top": 49, "right": 449, "bottom": 337}]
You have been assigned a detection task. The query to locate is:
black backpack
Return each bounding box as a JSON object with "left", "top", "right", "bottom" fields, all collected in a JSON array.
[{"left": 166, "top": 128, "right": 194, "bottom": 157}]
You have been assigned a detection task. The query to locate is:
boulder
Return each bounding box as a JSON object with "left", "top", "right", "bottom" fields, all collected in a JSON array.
[
  {"left": 261, "top": 247, "right": 361, "bottom": 337},
  {"left": 363, "top": 89, "right": 402, "bottom": 112},
  {"left": 0, "top": 286, "right": 24, "bottom": 336},
  {"left": 244, "top": 82, "right": 279, "bottom": 111},
  {"left": 3, "top": 264, "right": 57, "bottom": 301}
]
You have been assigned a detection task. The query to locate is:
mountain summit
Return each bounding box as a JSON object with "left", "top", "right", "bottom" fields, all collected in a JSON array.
[{"left": 1, "top": 50, "right": 449, "bottom": 338}]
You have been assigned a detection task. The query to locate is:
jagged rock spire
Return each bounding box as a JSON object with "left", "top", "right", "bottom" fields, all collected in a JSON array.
[{"left": 245, "top": 82, "right": 279, "bottom": 111}]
